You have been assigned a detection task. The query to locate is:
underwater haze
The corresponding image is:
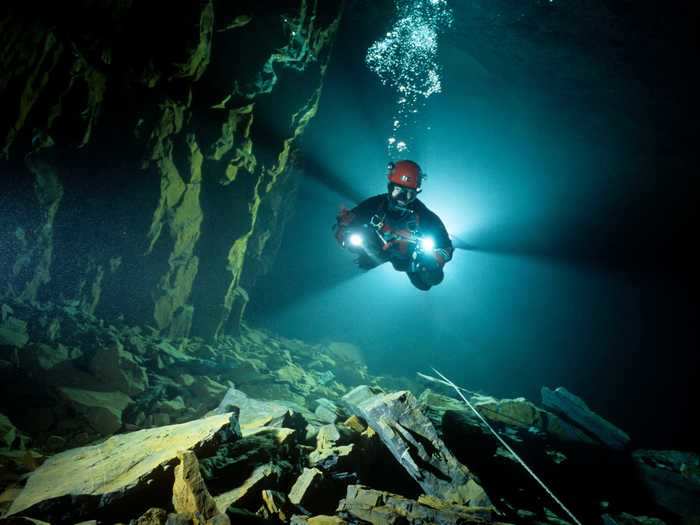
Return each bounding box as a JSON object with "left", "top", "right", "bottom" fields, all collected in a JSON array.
[
  {"left": 0, "top": 1, "right": 698, "bottom": 523},
  {"left": 248, "top": 0, "right": 698, "bottom": 451}
]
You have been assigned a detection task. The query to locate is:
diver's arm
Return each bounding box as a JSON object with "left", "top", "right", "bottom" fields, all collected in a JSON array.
[
  {"left": 419, "top": 211, "right": 454, "bottom": 267},
  {"left": 434, "top": 222, "right": 454, "bottom": 266},
  {"left": 334, "top": 195, "right": 384, "bottom": 245}
]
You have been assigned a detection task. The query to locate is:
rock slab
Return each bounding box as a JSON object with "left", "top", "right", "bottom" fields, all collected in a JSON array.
[
  {"left": 541, "top": 386, "right": 630, "bottom": 450},
  {"left": 342, "top": 387, "right": 491, "bottom": 507},
  {"left": 338, "top": 484, "right": 494, "bottom": 525},
  {"left": 6, "top": 413, "right": 237, "bottom": 520}
]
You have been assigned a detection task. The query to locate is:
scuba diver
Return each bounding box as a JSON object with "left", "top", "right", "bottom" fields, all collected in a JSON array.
[{"left": 334, "top": 160, "right": 453, "bottom": 290}]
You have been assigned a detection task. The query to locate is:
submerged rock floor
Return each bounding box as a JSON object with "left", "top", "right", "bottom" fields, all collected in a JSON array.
[{"left": 0, "top": 299, "right": 698, "bottom": 524}]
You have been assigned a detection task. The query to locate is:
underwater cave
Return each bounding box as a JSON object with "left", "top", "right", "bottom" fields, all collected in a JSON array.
[{"left": 0, "top": 1, "right": 697, "bottom": 523}]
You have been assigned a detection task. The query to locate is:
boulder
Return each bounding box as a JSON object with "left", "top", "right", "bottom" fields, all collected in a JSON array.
[
  {"left": 337, "top": 485, "right": 495, "bottom": 524},
  {"left": 291, "top": 516, "right": 348, "bottom": 525},
  {"left": 343, "top": 387, "right": 492, "bottom": 507},
  {"left": 1, "top": 413, "right": 17, "bottom": 448},
  {"left": 172, "top": 450, "right": 220, "bottom": 521},
  {"left": 633, "top": 449, "right": 700, "bottom": 522},
  {"left": 471, "top": 395, "right": 596, "bottom": 445},
  {"left": 0, "top": 317, "right": 29, "bottom": 348},
  {"left": 315, "top": 424, "right": 341, "bottom": 451},
  {"left": 188, "top": 377, "right": 228, "bottom": 406},
  {"left": 134, "top": 507, "right": 169, "bottom": 525},
  {"left": 314, "top": 399, "right": 341, "bottom": 424},
  {"left": 289, "top": 467, "right": 324, "bottom": 510},
  {"left": 308, "top": 444, "right": 355, "bottom": 472},
  {"left": 18, "top": 343, "right": 71, "bottom": 372},
  {"left": 89, "top": 341, "right": 149, "bottom": 396},
  {"left": 213, "top": 462, "right": 284, "bottom": 513},
  {"left": 211, "top": 387, "right": 310, "bottom": 433},
  {"left": 201, "top": 427, "right": 296, "bottom": 512},
  {"left": 417, "top": 389, "right": 473, "bottom": 428},
  {"left": 541, "top": 387, "right": 630, "bottom": 450},
  {"left": 212, "top": 387, "right": 288, "bottom": 428},
  {"left": 58, "top": 387, "right": 133, "bottom": 435},
  {"left": 342, "top": 415, "right": 366, "bottom": 434},
  {"left": 307, "top": 517, "right": 348, "bottom": 525},
  {"left": 260, "top": 490, "right": 294, "bottom": 522},
  {"left": 5, "top": 412, "right": 239, "bottom": 523}
]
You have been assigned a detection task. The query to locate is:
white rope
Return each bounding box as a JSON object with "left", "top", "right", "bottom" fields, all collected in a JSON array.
[{"left": 427, "top": 367, "right": 583, "bottom": 525}]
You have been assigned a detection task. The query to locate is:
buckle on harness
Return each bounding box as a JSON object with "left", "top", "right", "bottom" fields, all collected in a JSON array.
[{"left": 369, "top": 214, "right": 384, "bottom": 229}]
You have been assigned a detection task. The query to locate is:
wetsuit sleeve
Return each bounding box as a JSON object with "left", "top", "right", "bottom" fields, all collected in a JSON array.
[
  {"left": 334, "top": 195, "right": 384, "bottom": 244},
  {"left": 421, "top": 209, "right": 454, "bottom": 265}
]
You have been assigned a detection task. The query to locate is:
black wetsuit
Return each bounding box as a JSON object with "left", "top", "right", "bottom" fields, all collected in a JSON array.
[{"left": 337, "top": 194, "right": 453, "bottom": 290}]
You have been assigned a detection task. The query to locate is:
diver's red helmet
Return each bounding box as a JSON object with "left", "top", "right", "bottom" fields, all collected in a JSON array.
[{"left": 387, "top": 160, "right": 422, "bottom": 190}]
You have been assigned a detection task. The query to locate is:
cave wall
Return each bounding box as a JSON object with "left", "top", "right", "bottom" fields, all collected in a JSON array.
[{"left": 0, "top": 0, "right": 344, "bottom": 339}]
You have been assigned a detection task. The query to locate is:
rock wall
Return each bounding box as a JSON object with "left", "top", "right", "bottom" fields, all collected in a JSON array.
[{"left": 0, "top": 0, "right": 343, "bottom": 339}]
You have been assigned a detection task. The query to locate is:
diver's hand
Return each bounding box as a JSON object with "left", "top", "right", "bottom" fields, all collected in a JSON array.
[{"left": 412, "top": 249, "right": 440, "bottom": 270}]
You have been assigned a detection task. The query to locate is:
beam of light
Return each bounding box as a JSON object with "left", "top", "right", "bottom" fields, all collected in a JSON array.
[
  {"left": 420, "top": 236, "right": 435, "bottom": 251},
  {"left": 349, "top": 233, "right": 364, "bottom": 246},
  {"left": 366, "top": 0, "right": 453, "bottom": 156}
]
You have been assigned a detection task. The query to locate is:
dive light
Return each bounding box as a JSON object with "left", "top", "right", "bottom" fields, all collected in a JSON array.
[
  {"left": 420, "top": 236, "right": 435, "bottom": 252},
  {"left": 348, "top": 233, "right": 364, "bottom": 247}
]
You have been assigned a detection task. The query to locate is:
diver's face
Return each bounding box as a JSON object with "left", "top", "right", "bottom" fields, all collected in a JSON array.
[{"left": 390, "top": 184, "right": 417, "bottom": 206}]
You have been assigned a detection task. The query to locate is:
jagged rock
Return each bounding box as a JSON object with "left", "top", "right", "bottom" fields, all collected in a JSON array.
[
  {"left": 314, "top": 398, "right": 340, "bottom": 424},
  {"left": 289, "top": 467, "right": 324, "bottom": 510},
  {"left": 17, "top": 343, "right": 71, "bottom": 372},
  {"left": 468, "top": 393, "right": 597, "bottom": 446},
  {"left": 307, "top": 517, "right": 348, "bottom": 525},
  {"left": 337, "top": 485, "right": 495, "bottom": 524},
  {"left": 172, "top": 450, "right": 220, "bottom": 521},
  {"left": 188, "top": 377, "right": 228, "bottom": 406},
  {"left": 213, "top": 463, "right": 282, "bottom": 514},
  {"left": 343, "top": 387, "right": 492, "bottom": 507},
  {"left": 632, "top": 449, "right": 700, "bottom": 522},
  {"left": 308, "top": 422, "right": 359, "bottom": 470},
  {"left": 0, "top": 317, "right": 29, "bottom": 348},
  {"left": 58, "top": 387, "right": 133, "bottom": 435},
  {"left": 134, "top": 507, "right": 169, "bottom": 525},
  {"left": 308, "top": 444, "right": 355, "bottom": 472},
  {"left": 5, "top": 412, "right": 238, "bottom": 522},
  {"left": 157, "top": 397, "right": 188, "bottom": 416},
  {"left": 202, "top": 427, "right": 296, "bottom": 513},
  {"left": 1, "top": 414, "right": 17, "bottom": 448},
  {"left": 260, "top": 490, "right": 293, "bottom": 522},
  {"left": 89, "top": 340, "right": 149, "bottom": 396},
  {"left": 164, "top": 513, "right": 192, "bottom": 525},
  {"left": 343, "top": 415, "right": 366, "bottom": 434},
  {"left": 211, "top": 386, "right": 310, "bottom": 432},
  {"left": 315, "top": 424, "right": 341, "bottom": 451},
  {"left": 0, "top": 484, "right": 23, "bottom": 518},
  {"left": 291, "top": 516, "right": 348, "bottom": 525},
  {"left": 341, "top": 385, "right": 383, "bottom": 409},
  {"left": 541, "top": 387, "right": 630, "bottom": 450},
  {"left": 151, "top": 413, "right": 172, "bottom": 427},
  {"left": 417, "top": 389, "right": 472, "bottom": 427}
]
